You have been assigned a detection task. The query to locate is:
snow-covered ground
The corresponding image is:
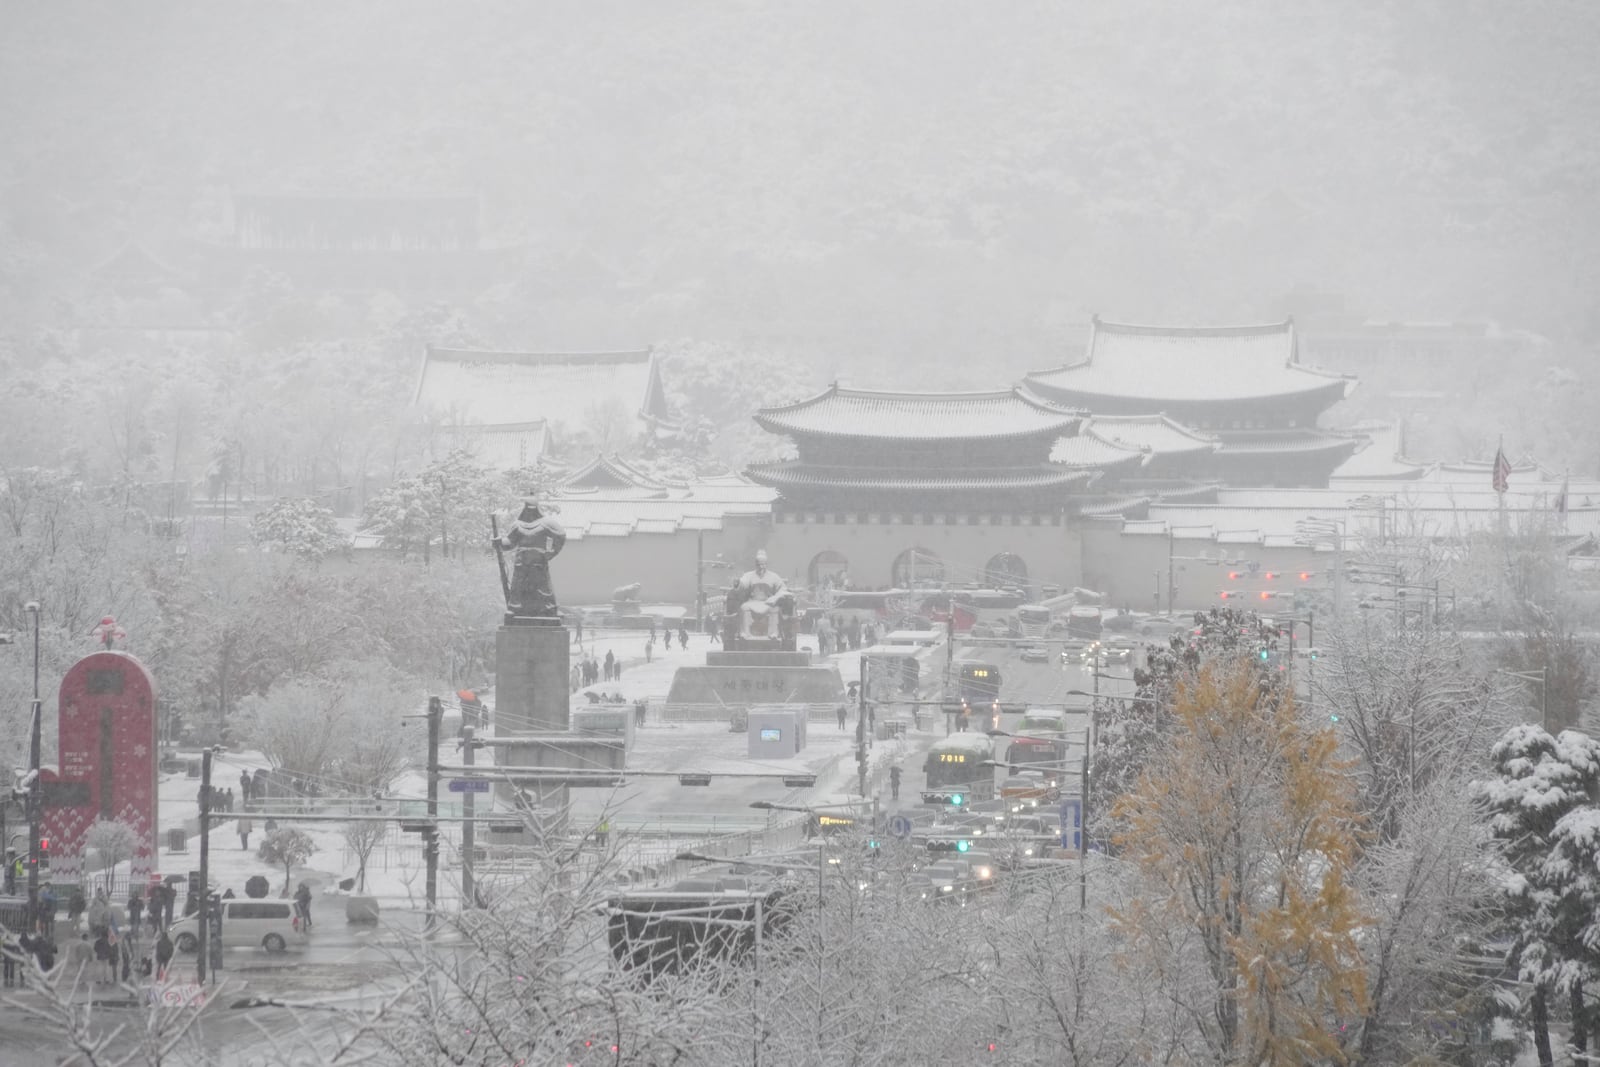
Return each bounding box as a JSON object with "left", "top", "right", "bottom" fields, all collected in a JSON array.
[{"left": 137, "top": 628, "right": 930, "bottom": 908}]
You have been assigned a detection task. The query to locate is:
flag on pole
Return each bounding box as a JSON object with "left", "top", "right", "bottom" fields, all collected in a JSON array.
[
  {"left": 1492, "top": 446, "right": 1511, "bottom": 494},
  {"left": 1556, "top": 473, "right": 1570, "bottom": 515}
]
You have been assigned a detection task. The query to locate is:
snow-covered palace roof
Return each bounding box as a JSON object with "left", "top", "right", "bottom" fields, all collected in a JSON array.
[
  {"left": 754, "top": 384, "right": 1082, "bottom": 442},
  {"left": 413, "top": 346, "right": 673, "bottom": 433},
  {"left": 1025, "top": 317, "right": 1354, "bottom": 410}
]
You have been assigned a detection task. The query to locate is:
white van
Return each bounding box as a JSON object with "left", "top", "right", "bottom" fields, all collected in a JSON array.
[{"left": 170, "top": 899, "right": 307, "bottom": 954}]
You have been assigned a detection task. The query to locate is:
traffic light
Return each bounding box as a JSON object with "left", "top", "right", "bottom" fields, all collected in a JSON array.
[
  {"left": 867, "top": 838, "right": 880, "bottom": 849},
  {"left": 1329, "top": 711, "right": 1341, "bottom": 723},
  {"left": 928, "top": 837, "right": 973, "bottom": 853},
  {"left": 921, "top": 791, "right": 966, "bottom": 807},
  {"left": 1259, "top": 648, "right": 1270, "bottom": 661},
  {"left": 39, "top": 836, "right": 48, "bottom": 853}
]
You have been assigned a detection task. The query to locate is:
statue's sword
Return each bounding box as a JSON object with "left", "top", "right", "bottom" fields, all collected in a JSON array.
[{"left": 490, "top": 515, "right": 511, "bottom": 602}]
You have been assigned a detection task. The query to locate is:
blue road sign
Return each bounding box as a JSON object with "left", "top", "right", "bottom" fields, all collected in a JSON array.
[
  {"left": 1059, "top": 798, "right": 1082, "bottom": 851},
  {"left": 448, "top": 778, "right": 491, "bottom": 794},
  {"left": 889, "top": 814, "right": 914, "bottom": 840}
]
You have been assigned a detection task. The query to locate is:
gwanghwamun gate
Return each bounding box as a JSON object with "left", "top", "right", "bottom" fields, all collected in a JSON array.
[{"left": 413, "top": 318, "right": 1600, "bottom": 614}]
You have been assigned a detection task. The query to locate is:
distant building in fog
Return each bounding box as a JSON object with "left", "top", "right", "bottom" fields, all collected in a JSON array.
[{"left": 1025, "top": 317, "right": 1360, "bottom": 488}]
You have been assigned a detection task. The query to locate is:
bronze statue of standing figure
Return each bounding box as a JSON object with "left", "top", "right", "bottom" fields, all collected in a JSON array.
[{"left": 492, "top": 501, "right": 566, "bottom": 622}]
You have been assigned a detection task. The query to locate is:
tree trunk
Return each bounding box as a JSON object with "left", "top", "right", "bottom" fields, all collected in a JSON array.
[
  {"left": 1532, "top": 985, "right": 1554, "bottom": 1067},
  {"left": 1572, "top": 981, "right": 1588, "bottom": 1060}
]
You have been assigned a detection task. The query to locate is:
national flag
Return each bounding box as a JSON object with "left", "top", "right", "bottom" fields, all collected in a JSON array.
[
  {"left": 1492, "top": 447, "right": 1511, "bottom": 493},
  {"left": 1556, "top": 474, "right": 1570, "bottom": 515}
]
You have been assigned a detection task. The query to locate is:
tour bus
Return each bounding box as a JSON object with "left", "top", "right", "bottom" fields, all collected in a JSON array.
[
  {"left": 923, "top": 733, "right": 997, "bottom": 806},
  {"left": 1067, "top": 605, "right": 1104, "bottom": 640},
  {"left": 1016, "top": 604, "right": 1052, "bottom": 640}
]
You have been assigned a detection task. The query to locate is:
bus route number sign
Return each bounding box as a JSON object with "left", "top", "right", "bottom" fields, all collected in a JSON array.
[{"left": 937, "top": 753, "right": 966, "bottom": 763}]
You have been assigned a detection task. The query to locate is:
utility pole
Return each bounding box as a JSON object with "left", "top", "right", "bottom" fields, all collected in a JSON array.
[
  {"left": 25, "top": 601, "right": 41, "bottom": 935},
  {"left": 425, "top": 696, "right": 441, "bottom": 930},
  {"left": 461, "top": 724, "right": 476, "bottom": 909},
  {"left": 696, "top": 531, "right": 704, "bottom": 633},
  {"left": 856, "top": 657, "right": 868, "bottom": 797},
  {"left": 1079, "top": 746, "right": 1089, "bottom": 912},
  {"left": 197, "top": 748, "right": 212, "bottom": 984}
]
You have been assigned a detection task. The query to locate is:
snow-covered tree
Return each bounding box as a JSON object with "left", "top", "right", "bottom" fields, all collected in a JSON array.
[
  {"left": 1111, "top": 656, "right": 1371, "bottom": 1062},
  {"left": 257, "top": 828, "right": 316, "bottom": 897},
  {"left": 1474, "top": 724, "right": 1600, "bottom": 1066},
  {"left": 83, "top": 817, "right": 142, "bottom": 896},
  {"left": 249, "top": 496, "right": 348, "bottom": 560}
]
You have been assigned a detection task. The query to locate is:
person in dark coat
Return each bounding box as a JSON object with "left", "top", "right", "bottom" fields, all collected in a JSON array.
[
  {"left": 889, "top": 764, "right": 902, "bottom": 800},
  {"left": 678, "top": 624, "right": 690, "bottom": 648},
  {"left": 93, "top": 930, "right": 115, "bottom": 983},
  {"left": 154, "top": 930, "right": 174, "bottom": 981},
  {"left": 240, "top": 770, "right": 253, "bottom": 804},
  {"left": 294, "top": 882, "right": 313, "bottom": 929},
  {"left": 67, "top": 886, "right": 86, "bottom": 933},
  {"left": 604, "top": 650, "right": 615, "bottom": 681},
  {"left": 127, "top": 890, "right": 144, "bottom": 936}
]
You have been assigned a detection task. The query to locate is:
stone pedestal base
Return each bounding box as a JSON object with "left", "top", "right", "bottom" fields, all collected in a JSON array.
[
  {"left": 667, "top": 650, "right": 845, "bottom": 705},
  {"left": 495, "top": 624, "right": 571, "bottom": 734}
]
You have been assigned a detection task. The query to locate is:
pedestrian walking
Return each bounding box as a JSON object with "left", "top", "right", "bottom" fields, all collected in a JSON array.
[
  {"left": 678, "top": 625, "right": 689, "bottom": 648},
  {"left": 87, "top": 888, "right": 113, "bottom": 941},
  {"left": 127, "top": 889, "right": 144, "bottom": 935},
  {"left": 67, "top": 886, "right": 86, "bottom": 933},
  {"left": 237, "top": 815, "right": 253, "bottom": 851},
  {"left": 604, "top": 650, "right": 615, "bottom": 681},
  {"left": 154, "top": 930, "right": 174, "bottom": 981},
  {"left": 663, "top": 628, "right": 673, "bottom": 651},
  {"left": 294, "top": 882, "right": 313, "bottom": 930},
  {"left": 38, "top": 885, "right": 56, "bottom": 938},
  {"left": 889, "top": 764, "right": 902, "bottom": 801},
  {"left": 836, "top": 705, "right": 848, "bottom": 730},
  {"left": 94, "top": 930, "right": 116, "bottom": 984},
  {"left": 240, "top": 770, "right": 253, "bottom": 804}
]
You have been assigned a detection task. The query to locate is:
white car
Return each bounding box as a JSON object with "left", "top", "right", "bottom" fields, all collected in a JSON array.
[
  {"left": 170, "top": 898, "right": 310, "bottom": 955},
  {"left": 1019, "top": 646, "right": 1050, "bottom": 663}
]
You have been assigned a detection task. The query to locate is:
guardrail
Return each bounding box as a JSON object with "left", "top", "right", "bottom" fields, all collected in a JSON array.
[{"left": 652, "top": 702, "right": 842, "bottom": 724}]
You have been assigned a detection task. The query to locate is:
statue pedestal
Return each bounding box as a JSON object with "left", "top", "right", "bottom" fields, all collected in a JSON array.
[
  {"left": 667, "top": 649, "right": 846, "bottom": 706},
  {"left": 495, "top": 622, "right": 571, "bottom": 734}
]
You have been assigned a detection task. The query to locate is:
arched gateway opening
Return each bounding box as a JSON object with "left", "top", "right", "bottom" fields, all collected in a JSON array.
[
  {"left": 984, "top": 552, "right": 1029, "bottom": 592},
  {"left": 891, "top": 547, "right": 944, "bottom": 588}
]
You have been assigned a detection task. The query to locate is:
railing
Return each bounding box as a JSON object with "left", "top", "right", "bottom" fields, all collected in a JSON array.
[{"left": 651, "top": 702, "right": 842, "bottom": 724}]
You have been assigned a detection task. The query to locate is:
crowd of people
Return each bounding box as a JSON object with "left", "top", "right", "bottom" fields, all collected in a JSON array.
[{"left": 815, "top": 615, "right": 876, "bottom": 656}]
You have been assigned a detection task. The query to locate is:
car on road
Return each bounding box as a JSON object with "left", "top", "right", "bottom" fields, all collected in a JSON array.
[
  {"left": 1059, "top": 639, "right": 1097, "bottom": 665},
  {"left": 170, "top": 899, "right": 308, "bottom": 955},
  {"left": 920, "top": 859, "right": 980, "bottom": 904},
  {"left": 1100, "top": 636, "right": 1138, "bottom": 664},
  {"left": 1019, "top": 645, "right": 1051, "bottom": 663}
]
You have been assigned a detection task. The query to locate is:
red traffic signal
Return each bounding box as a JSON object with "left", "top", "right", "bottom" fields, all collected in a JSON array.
[{"left": 39, "top": 837, "right": 49, "bottom": 852}]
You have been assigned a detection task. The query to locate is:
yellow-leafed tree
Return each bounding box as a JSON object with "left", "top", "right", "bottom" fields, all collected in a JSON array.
[{"left": 1112, "top": 658, "right": 1371, "bottom": 1064}]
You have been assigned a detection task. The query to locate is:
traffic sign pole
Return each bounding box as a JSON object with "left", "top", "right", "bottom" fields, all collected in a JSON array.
[{"left": 461, "top": 726, "right": 476, "bottom": 909}]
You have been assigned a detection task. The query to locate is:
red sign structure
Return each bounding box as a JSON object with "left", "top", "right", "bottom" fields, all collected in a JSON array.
[{"left": 43, "top": 651, "right": 159, "bottom": 885}]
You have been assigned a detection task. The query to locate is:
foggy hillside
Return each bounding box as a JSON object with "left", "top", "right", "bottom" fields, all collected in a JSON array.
[{"left": 5, "top": 2, "right": 1599, "bottom": 364}]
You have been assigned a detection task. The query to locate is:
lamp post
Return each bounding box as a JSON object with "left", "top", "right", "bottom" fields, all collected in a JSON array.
[{"left": 24, "top": 600, "right": 42, "bottom": 934}]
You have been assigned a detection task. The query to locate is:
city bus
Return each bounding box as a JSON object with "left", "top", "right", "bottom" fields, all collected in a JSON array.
[
  {"left": 922, "top": 733, "right": 997, "bottom": 805},
  {"left": 1067, "top": 605, "right": 1103, "bottom": 640},
  {"left": 1003, "top": 736, "right": 1067, "bottom": 788},
  {"left": 950, "top": 660, "right": 1003, "bottom": 729}
]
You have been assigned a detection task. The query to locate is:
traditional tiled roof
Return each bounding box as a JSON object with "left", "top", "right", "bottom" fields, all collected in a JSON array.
[
  {"left": 562, "top": 453, "right": 672, "bottom": 491},
  {"left": 1082, "top": 414, "right": 1219, "bottom": 457},
  {"left": 413, "top": 346, "right": 673, "bottom": 430},
  {"left": 437, "top": 421, "right": 551, "bottom": 469},
  {"left": 745, "top": 462, "right": 1093, "bottom": 493},
  {"left": 1049, "top": 433, "right": 1148, "bottom": 471},
  {"left": 1329, "top": 423, "right": 1435, "bottom": 481},
  {"left": 1026, "top": 317, "right": 1355, "bottom": 406},
  {"left": 544, "top": 485, "right": 777, "bottom": 540},
  {"left": 754, "top": 384, "right": 1082, "bottom": 441},
  {"left": 1212, "top": 429, "right": 1361, "bottom": 456}
]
